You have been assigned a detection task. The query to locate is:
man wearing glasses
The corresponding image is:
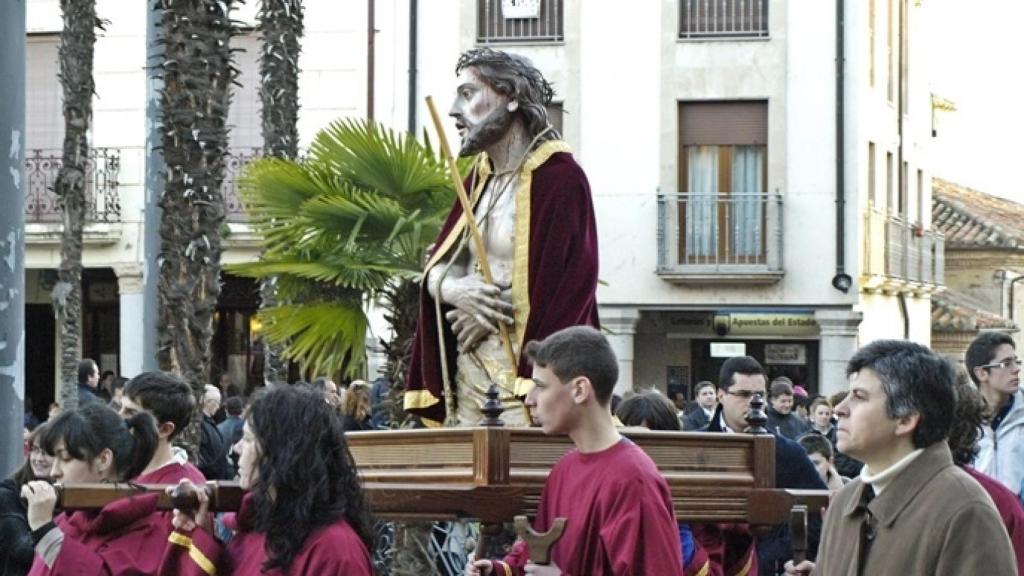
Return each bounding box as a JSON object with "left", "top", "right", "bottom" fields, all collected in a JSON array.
[
  {"left": 966, "top": 331, "right": 1024, "bottom": 496},
  {"left": 700, "top": 356, "right": 826, "bottom": 575}
]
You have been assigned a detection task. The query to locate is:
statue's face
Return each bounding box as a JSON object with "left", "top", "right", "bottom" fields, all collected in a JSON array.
[{"left": 449, "top": 67, "right": 515, "bottom": 157}]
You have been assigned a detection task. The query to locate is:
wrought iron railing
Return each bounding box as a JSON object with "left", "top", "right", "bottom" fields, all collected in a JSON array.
[
  {"left": 874, "top": 212, "right": 944, "bottom": 286},
  {"left": 477, "top": 0, "right": 564, "bottom": 44},
  {"left": 679, "top": 0, "right": 769, "bottom": 39},
  {"left": 657, "top": 192, "right": 783, "bottom": 274},
  {"left": 222, "top": 148, "right": 263, "bottom": 223},
  {"left": 24, "top": 148, "right": 122, "bottom": 223}
]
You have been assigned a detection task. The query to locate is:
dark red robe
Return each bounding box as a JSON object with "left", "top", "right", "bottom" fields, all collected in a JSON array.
[
  {"left": 964, "top": 466, "right": 1024, "bottom": 574},
  {"left": 489, "top": 439, "right": 683, "bottom": 575},
  {"left": 405, "top": 141, "right": 600, "bottom": 423},
  {"left": 26, "top": 462, "right": 206, "bottom": 576},
  {"left": 29, "top": 493, "right": 169, "bottom": 576}
]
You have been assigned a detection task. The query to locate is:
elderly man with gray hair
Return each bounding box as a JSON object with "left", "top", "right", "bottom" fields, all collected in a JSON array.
[{"left": 198, "top": 384, "right": 231, "bottom": 480}]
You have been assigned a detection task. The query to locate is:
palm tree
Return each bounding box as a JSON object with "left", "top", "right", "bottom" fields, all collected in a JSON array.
[
  {"left": 231, "top": 118, "right": 459, "bottom": 383},
  {"left": 52, "top": 0, "right": 102, "bottom": 411},
  {"left": 155, "top": 0, "right": 237, "bottom": 454},
  {"left": 256, "top": 0, "right": 304, "bottom": 385}
]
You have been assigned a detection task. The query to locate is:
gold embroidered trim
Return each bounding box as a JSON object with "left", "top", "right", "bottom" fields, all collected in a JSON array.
[
  {"left": 512, "top": 140, "right": 571, "bottom": 357},
  {"left": 404, "top": 389, "right": 441, "bottom": 410},
  {"left": 168, "top": 531, "right": 217, "bottom": 576}
]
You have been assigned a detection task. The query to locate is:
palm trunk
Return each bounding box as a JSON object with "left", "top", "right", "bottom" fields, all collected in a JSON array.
[
  {"left": 257, "top": 0, "right": 304, "bottom": 386},
  {"left": 155, "top": 0, "right": 235, "bottom": 455},
  {"left": 381, "top": 278, "right": 419, "bottom": 424},
  {"left": 53, "top": 0, "right": 100, "bottom": 411}
]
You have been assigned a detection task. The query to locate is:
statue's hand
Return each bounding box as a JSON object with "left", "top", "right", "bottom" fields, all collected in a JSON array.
[
  {"left": 443, "top": 274, "right": 515, "bottom": 331},
  {"left": 447, "top": 309, "right": 495, "bottom": 353}
]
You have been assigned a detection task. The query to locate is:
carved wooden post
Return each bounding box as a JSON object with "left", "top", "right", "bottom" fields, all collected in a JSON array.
[
  {"left": 474, "top": 383, "right": 506, "bottom": 559},
  {"left": 744, "top": 391, "right": 770, "bottom": 434},
  {"left": 479, "top": 383, "right": 506, "bottom": 427}
]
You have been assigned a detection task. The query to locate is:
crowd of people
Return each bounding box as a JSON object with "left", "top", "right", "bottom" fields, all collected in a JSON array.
[{"left": 2, "top": 326, "right": 1024, "bottom": 575}]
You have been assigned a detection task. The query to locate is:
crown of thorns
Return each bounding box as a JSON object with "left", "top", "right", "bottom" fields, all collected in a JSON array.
[{"left": 455, "top": 48, "right": 555, "bottom": 105}]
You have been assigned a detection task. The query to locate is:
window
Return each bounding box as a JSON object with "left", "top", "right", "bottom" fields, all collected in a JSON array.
[
  {"left": 900, "top": 0, "right": 908, "bottom": 108},
  {"left": 886, "top": 151, "right": 894, "bottom": 213},
  {"left": 677, "top": 101, "right": 767, "bottom": 263},
  {"left": 916, "top": 169, "right": 924, "bottom": 224},
  {"left": 477, "top": 0, "right": 564, "bottom": 44},
  {"left": 868, "top": 142, "right": 876, "bottom": 206},
  {"left": 228, "top": 32, "right": 262, "bottom": 151},
  {"left": 869, "top": 0, "right": 876, "bottom": 86},
  {"left": 900, "top": 161, "right": 908, "bottom": 217},
  {"left": 679, "top": 0, "right": 769, "bottom": 39},
  {"left": 887, "top": 0, "right": 894, "bottom": 102},
  {"left": 545, "top": 102, "right": 563, "bottom": 137},
  {"left": 26, "top": 34, "right": 63, "bottom": 152}
]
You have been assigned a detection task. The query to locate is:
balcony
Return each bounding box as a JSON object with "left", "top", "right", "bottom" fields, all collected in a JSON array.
[
  {"left": 657, "top": 192, "right": 783, "bottom": 284},
  {"left": 679, "top": 0, "right": 769, "bottom": 40},
  {"left": 862, "top": 207, "right": 945, "bottom": 292},
  {"left": 222, "top": 148, "right": 261, "bottom": 224},
  {"left": 25, "top": 148, "right": 121, "bottom": 224},
  {"left": 24, "top": 148, "right": 123, "bottom": 245},
  {"left": 477, "top": 0, "right": 564, "bottom": 44}
]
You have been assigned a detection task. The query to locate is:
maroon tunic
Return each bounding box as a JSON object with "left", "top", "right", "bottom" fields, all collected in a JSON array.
[
  {"left": 490, "top": 439, "right": 683, "bottom": 575},
  {"left": 964, "top": 466, "right": 1024, "bottom": 573},
  {"left": 27, "top": 462, "right": 206, "bottom": 576},
  {"left": 29, "top": 493, "right": 168, "bottom": 576},
  {"left": 406, "top": 143, "right": 600, "bottom": 423},
  {"left": 160, "top": 493, "right": 372, "bottom": 576}
]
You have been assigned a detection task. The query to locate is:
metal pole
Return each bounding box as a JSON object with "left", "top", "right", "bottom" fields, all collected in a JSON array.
[
  {"left": 0, "top": 0, "right": 27, "bottom": 478},
  {"left": 142, "top": 1, "right": 164, "bottom": 371},
  {"left": 367, "top": 0, "right": 375, "bottom": 120}
]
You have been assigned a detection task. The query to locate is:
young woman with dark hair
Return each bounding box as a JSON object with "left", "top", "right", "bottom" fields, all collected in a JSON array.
[
  {"left": 21, "top": 403, "right": 160, "bottom": 575},
  {"left": 1, "top": 424, "right": 54, "bottom": 575},
  {"left": 163, "top": 385, "right": 374, "bottom": 575}
]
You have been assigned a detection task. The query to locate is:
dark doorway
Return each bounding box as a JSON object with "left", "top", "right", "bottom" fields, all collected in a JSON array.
[
  {"left": 25, "top": 304, "right": 55, "bottom": 422},
  {"left": 212, "top": 274, "right": 261, "bottom": 393},
  {"left": 690, "top": 339, "right": 820, "bottom": 395},
  {"left": 82, "top": 268, "right": 120, "bottom": 376}
]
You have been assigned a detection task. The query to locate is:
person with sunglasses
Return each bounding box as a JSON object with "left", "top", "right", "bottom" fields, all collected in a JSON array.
[{"left": 966, "top": 331, "right": 1024, "bottom": 497}]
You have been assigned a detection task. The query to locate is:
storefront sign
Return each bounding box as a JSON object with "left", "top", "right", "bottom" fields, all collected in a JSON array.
[
  {"left": 710, "top": 342, "right": 746, "bottom": 357},
  {"left": 765, "top": 343, "right": 807, "bottom": 365},
  {"left": 664, "top": 311, "right": 819, "bottom": 337},
  {"left": 723, "top": 313, "right": 818, "bottom": 337}
]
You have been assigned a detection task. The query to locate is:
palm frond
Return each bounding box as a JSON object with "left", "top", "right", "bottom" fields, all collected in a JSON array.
[{"left": 258, "top": 302, "right": 368, "bottom": 378}]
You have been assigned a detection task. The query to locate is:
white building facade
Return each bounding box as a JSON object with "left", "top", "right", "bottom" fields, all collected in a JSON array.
[{"left": 22, "top": 0, "right": 942, "bottom": 413}]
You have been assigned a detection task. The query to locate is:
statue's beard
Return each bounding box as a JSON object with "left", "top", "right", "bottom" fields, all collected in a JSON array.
[{"left": 458, "top": 106, "right": 515, "bottom": 157}]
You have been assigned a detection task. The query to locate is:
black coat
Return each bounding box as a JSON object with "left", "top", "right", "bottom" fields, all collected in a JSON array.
[
  {"left": 812, "top": 425, "right": 863, "bottom": 479},
  {"left": 199, "top": 415, "right": 231, "bottom": 481},
  {"left": 0, "top": 478, "right": 34, "bottom": 576},
  {"left": 682, "top": 408, "right": 711, "bottom": 431},
  {"left": 703, "top": 405, "right": 827, "bottom": 576},
  {"left": 765, "top": 406, "right": 812, "bottom": 440}
]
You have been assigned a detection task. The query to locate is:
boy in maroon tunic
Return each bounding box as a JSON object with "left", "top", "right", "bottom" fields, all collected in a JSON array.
[
  {"left": 467, "top": 326, "right": 684, "bottom": 576},
  {"left": 119, "top": 371, "right": 206, "bottom": 485}
]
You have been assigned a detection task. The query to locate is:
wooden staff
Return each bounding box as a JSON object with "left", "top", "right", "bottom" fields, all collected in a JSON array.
[
  {"left": 514, "top": 514, "right": 567, "bottom": 565},
  {"left": 46, "top": 481, "right": 245, "bottom": 512},
  {"left": 425, "top": 96, "right": 518, "bottom": 374}
]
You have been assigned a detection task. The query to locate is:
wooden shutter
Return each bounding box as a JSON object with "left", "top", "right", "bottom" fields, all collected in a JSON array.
[{"left": 679, "top": 101, "right": 767, "bottom": 146}]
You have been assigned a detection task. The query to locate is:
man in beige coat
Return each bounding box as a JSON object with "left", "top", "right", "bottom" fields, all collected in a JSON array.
[{"left": 785, "top": 340, "right": 1017, "bottom": 576}]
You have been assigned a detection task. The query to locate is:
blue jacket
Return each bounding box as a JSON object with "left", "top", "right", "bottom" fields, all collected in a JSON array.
[{"left": 703, "top": 404, "right": 826, "bottom": 575}]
